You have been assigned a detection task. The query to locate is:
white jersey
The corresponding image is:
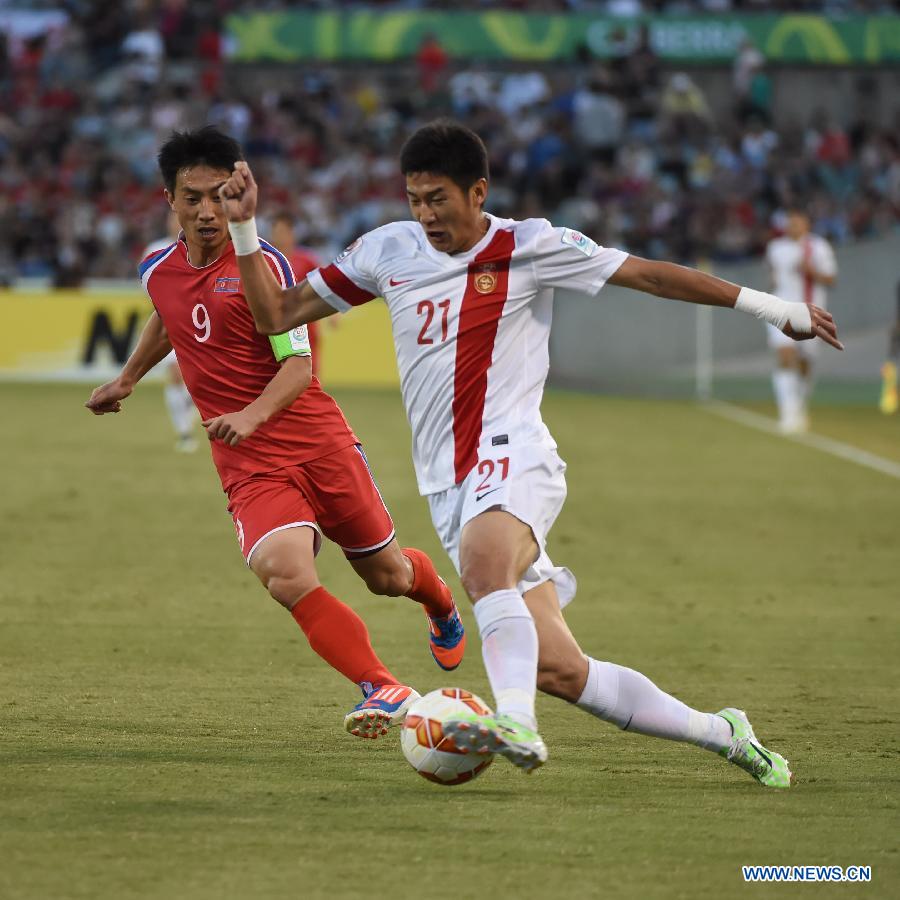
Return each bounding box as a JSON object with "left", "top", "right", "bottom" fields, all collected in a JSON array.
[
  {"left": 766, "top": 234, "right": 836, "bottom": 308},
  {"left": 308, "top": 214, "right": 628, "bottom": 495}
]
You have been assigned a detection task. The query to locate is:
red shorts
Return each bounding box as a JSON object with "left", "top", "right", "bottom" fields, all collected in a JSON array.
[{"left": 226, "top": 443, "right": 395, "bottom": 564}]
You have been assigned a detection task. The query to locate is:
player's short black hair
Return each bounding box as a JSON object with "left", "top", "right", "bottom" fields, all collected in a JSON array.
[
  {"left": 400, "top": 119, "right": 489, "bottom": 192},
  {"left": 157, "top": 126, "right": 243, "bottom": 193}
]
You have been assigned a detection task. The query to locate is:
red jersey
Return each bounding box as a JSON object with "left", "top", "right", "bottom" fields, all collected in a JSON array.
[{"left": 140, "top": 236, "right": 357, "bottom": 490}]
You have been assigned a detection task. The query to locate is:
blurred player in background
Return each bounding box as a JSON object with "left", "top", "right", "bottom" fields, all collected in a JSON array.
[
  {"left": 879, "top": 280, "right": 900, "bottom": 415},
  {"left": 142, "top": 209, "right": 199, "bottom": 452},
  {"left": 269, "top": 213, "right": 325, "bottom": 377},
  {"left": 221, "top": 121, "right": 841, "bottom": 787},
  {"left": 86, "top": 127, "right": 466, "bottom": 738},
  {"left": 765, "top": 208, "right": 838, "bottom": 433}
]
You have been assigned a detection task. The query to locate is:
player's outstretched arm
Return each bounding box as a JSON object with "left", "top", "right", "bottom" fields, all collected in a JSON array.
[
  {"left": 85, "top": 312, "right": 173, "bottom": 414},
  {"left": 202, "top": 355, "right": 312, "bottom": 447},
  {"left": 219, "top": 162, "right": 335, "bottom": 335},
  {"left": 609, "top": 255, "right": 843, "bottom": 350}
]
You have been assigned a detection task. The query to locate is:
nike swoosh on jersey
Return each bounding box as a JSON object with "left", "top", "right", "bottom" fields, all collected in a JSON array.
[
  {"left": 389, "top": 277, "right": 412, "bottom": 286},
  {"left": 475, "top": 487, "right": 503, "bottom": 502}
]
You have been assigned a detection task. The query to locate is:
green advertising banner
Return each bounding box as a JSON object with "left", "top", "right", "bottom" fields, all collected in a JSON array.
[{"left": 226, "top": 12, "right": 900, "bottom": 65}]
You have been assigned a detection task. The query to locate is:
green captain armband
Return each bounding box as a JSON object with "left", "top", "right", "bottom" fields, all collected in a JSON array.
[{"left": 269, "top": 326, "right": 312, "bottom": 362}]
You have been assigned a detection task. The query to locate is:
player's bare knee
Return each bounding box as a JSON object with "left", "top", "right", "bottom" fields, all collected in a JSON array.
[
  {"left": 460, "top": 548, "right": 515, "bottom": 600},
  {"left": 252, "top": 558, "right": 318, "bottom": 609},
  {"left": 268, "top": 573, "right": 319, "bottom": 609},
  {"left": 460, "top": 566, "right": 517, "bottom": 603}
]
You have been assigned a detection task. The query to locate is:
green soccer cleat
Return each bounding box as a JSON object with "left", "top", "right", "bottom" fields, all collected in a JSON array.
[
  {"left": 717, "top": 708, "right": 793, "bottom": 788},
  {"left": 442, "top": 712, "right": 548, "bottom": 773}
]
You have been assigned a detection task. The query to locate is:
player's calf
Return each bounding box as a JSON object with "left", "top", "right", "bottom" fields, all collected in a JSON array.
[
  {"left": 350, "top": 542, "right": 413, "bottom": 598},
  {"left": 536, "top": 657, "right": 589, "bottom": 703}
]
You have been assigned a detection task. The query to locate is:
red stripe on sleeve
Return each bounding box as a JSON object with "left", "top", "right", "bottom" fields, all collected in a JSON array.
[
  {"left": 319, "top": 264, "right": 376, "bottom": 307},
  {"left": 451, "top": 229, "right": 516, "bottom": 484}
]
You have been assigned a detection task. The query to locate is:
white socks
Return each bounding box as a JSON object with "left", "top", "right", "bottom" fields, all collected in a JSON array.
[
  {"left": 473, "top": 589, "right": 539, "bottom": 730},
  {"left": 576, "top": 658, "right": 731, "bottom": 753},
  {"left": 772, "top": 368, "right": 809, "bottom": 430},
  {"left": 471, "top": 591, "right": 733, "bottom": 753},
  {"left": 164, "top": 383, "right": 196, "bottom": 438}
]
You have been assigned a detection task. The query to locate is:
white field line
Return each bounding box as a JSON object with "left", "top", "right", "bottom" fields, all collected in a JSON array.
[{"left": 703, "top": 400, "right": 900, "bottom": 481}]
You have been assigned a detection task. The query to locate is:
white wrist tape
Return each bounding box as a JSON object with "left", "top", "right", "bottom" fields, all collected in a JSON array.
[
  {"left": 735, "top": 286, "right": 812, "bottom": 334},
  {"left": 228, "top": 217, "right": 260, "bottom": 256}
]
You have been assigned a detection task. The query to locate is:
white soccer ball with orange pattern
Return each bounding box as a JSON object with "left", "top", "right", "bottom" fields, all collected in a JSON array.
[{"left": 400, "top": 688, "right": 495, "bottom": 785}]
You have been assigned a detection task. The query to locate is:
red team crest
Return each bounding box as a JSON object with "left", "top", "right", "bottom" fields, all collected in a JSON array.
[{"left": 472, "top": 264, "right": 498, "bottom": 294}]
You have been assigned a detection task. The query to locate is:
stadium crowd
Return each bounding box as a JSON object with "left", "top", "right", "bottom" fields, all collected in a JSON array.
[{"left": 0, "top": 1, "right": 897, "bottom": 284}]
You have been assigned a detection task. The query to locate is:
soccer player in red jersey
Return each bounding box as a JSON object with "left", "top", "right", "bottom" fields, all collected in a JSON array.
[
  {"left": 217, "top": 121, "right": 842, "bottom": 786},
  {"left": 85, "top": 127, "right": 466, "bottom": 738}
]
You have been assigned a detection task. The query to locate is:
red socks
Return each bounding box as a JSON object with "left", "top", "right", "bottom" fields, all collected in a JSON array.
[
  {"left": 402, "top": 547, "right": 454, "bottom": 619},
  {"left": 288, "top": 553, "right": 451, "bottom": 693},
  {"left": 291, "top": 586, "right": 396, "bottom": 693}
]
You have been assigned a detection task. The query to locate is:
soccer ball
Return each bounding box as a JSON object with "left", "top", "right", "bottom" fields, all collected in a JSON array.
[{"left": 400, "top": 688, "right": 495, "bottom": 786}]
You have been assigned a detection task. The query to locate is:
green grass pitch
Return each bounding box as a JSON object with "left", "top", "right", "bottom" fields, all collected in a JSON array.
[{"left": 2, "top": 383, "right": 898, "bottom": 899}]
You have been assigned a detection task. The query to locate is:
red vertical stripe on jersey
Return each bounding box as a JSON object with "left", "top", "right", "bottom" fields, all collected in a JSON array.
[
  {"left": 802, "top": 238, "right": 813, "bottom": 305},
  {"left": 451, "top": 229, "right": 515, "bottom": 484},
  {"left": 320, "top": 264, "right": 376, "bottom": 307}
]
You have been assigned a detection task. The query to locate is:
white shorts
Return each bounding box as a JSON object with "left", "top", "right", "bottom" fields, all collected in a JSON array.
[
  {"left": 426, "top": 440, "right": 577, "bottom": 608},
  {"left": 766, "top": 322, "right": 818, "bottom": 357}
]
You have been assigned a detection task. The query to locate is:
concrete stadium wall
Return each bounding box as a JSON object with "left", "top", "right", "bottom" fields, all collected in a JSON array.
[
  {"left": 690, "top": 66, "right": 899, "bottom": 127},
  {"left": 549, "top": 233, "right": 899, "bottom": 391}
]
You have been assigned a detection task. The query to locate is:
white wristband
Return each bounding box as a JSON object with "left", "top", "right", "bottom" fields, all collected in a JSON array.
[
  {"left": 735, "top": 286, "right": 812, "bottom": 334},
  {"left": 228, "top": 217, "right": 260, "bottom": 256}
]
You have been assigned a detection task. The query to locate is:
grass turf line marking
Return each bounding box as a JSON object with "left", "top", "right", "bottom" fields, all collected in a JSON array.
[{"left": 703, "top": 400, "right": 900, "bottom": 481}]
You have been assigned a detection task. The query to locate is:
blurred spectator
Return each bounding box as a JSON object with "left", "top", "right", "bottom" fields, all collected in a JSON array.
[
  {"left": 573, "top": 68, "right": 624, "bottom": 164},
  {"left": 741, "top": 116, "right": 779, "bottom": 169},
  {"left": 121, "top": 12, "right": 165, "bottom": 86},
  {"left": 619, "top": 25, "right": 661, "bottom": 140},
  {"left": 416, "top": 33, "right": 448, "bottom": 95},
  {"left": 733, "top": 39, "right": 771, "bottom": 124},
  {"left": 497, "top": 69, "right": 550, "bottom": 117},
  {"left": 733, "top": 40, "right": 764, "bottom": 101},
  {"left": 658, "top": 72, "right": 712, "bottom": 143}
]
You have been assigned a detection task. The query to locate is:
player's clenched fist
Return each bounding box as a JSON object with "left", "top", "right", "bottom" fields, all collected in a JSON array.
[
  {"left": 85, "top": 378, "right": 132, "bottom": 414},
  {"left": 218, "top": 161, "right": 258, "bottom": 222},
  {"left": 202, "top": 408, "right": 265, "bottom": 447}
]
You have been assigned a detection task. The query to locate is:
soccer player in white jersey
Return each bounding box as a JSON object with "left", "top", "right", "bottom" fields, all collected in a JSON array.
[
  {"left": 765, "top": 208, "right": 837, "bottom": 433},
  {"left": 217, "top": 121, "right": 842, "bottom": 787}
]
